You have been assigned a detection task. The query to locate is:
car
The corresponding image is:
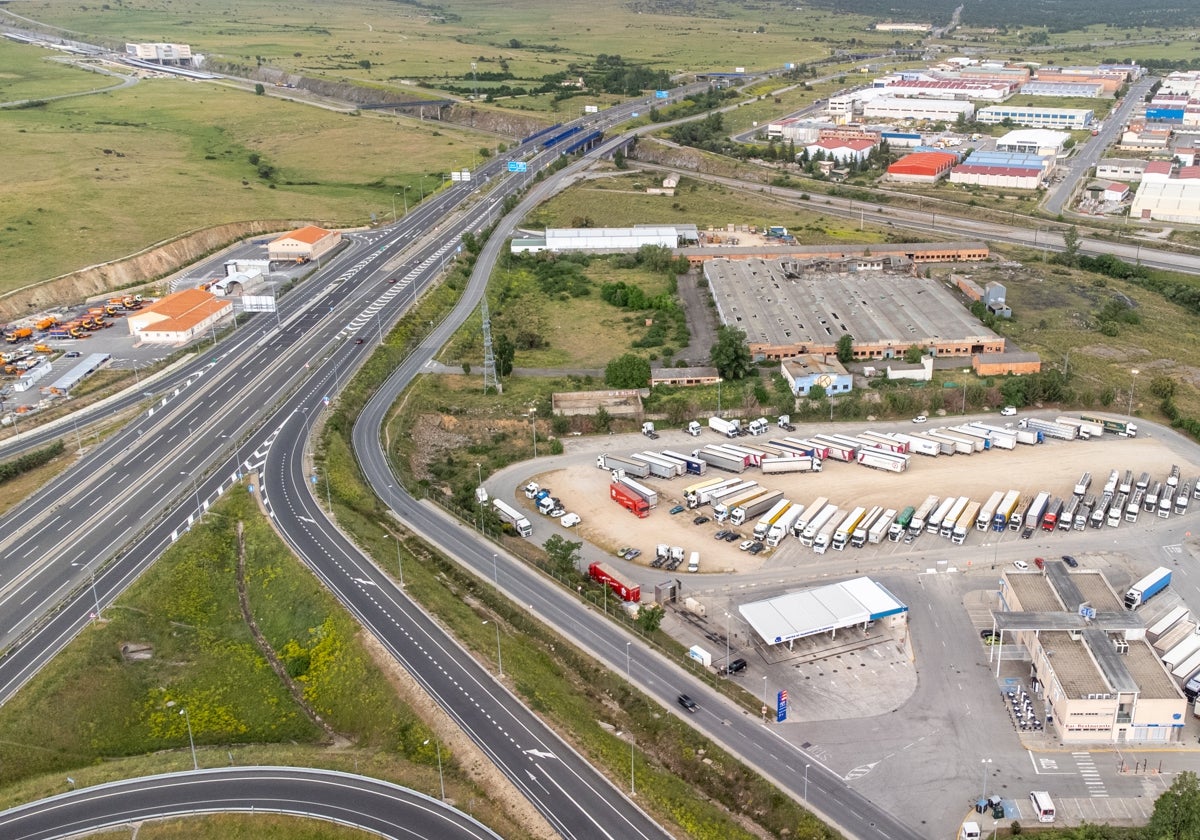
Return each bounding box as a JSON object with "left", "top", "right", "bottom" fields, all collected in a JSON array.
[
  {"left": 548, "top": 507, "right": 565, "bottom": 518},
  {"left": 65, "top": 350, "right": 82, "bottom": 358},
  {"left": 693, "top": 515, "right": 710, "bottom": 525},
  {"left": 677, "top": 694, "right": 698, "bottom": 713},
  {"left": 713, "top": 529, "right": 729, "bottom": 541},
  {"left": 1021, "top": 528, "right": 1033, "bottom": 540},
  {"left": 723, "top": 658, "right": 748, "bottom": 675},
  {"left": 387, "top": 278, "right": 397, "bottom": 283},
  {"left": 1062, "top": 554, "right": 1079, "bottom": 568},
  {"left": 748, "top": 542, "right": 765, "bottom": 555},
  {"left": 981, "top": 633, "right": 1001, "bottom": 646},
  {"left": 980, "top": 629, "right": 999, "bottom": 639},
  {"left": 669, "top": 504, "right": 685, "bottom": 515},
  {"left": 354, "top": 338, "right": 365, "bottom": 345},
  {"left": 723, "top": 531, "right": 741, "bottom": 542},
  {"left": 1034, "top": 557, "right": 1045, "bottom": 570},
  {"left": 1000, "top": 406, "right": 1017, "bottom": 416},
  {"left": 1013, "top": 560, "right": 1030, "bottom": 571},
  {"left": 912, "top": 415, "right": 928, "bottom": 424},
  {"left": 739, "top": 540, "right": 755, "bottom": 551},
  {"left": 616, "top": 547, "right": 631, "bottom": 558},
  {"left": 625, "top": 548, "right": 641, "bottom": 561},
  {"left": 560, "top": 513, "right": 580, "bottom": 528}
]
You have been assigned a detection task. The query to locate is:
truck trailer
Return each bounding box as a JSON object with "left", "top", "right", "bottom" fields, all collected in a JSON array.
[
  {"left": 630, "top": 453, "right": 678, "bottom": 480},
  {"left": 610, "top": 483, "right": 650, "bottom": 518},
  {"left": 618, "top": 475, "right": 658, "bottom": 508},
  {"left": 967, "top": 423, "right": 1017, "bottom": 450},
  {"left": 596, "top": 453, "right": 651, "bottom": 477},
  {"left": 761, "top": 456, "right": 822, "bottom": 474},
  {"left": 1125, "top": 489, "right": 1144, "bottom": 523},
  {"left": 694, "top": 446, "right": 747, "bottom": 474},
  {"left": 661, "top": 450, "right": 707, "bottom": 476},
  {"left": 940, "top": 496, "right": 971, "bottom": 538},
  {"left": 686, "top": 478, "right": 741, "bottom": 507},
  {"left": 812, "top": 514, "right": 843, "bottom": 554},
  {"left": 889, "top": 506, "right": 916, "bottom": 540},
  {"left": 731, "top": 490, "right": 785, "bottom": 527},
  {"left": 1041, "top": 497, "right": 1063, "bottom": 531},
  {"left": 1123, "top": 568, "right": 1171, "bottom": 607},
  {"left": 868, "top": 508, "right": 898, "bottom": 545},
  {"left": 890, "top": 433, "right": 943, "bottom": 457},
  {"left": 492, "top": 499, "right": 533, "bottom": 537},
  {"left": 851, "top": 506, "right": 885, "bottom": 548},
  {"left": 952, "top": 501, "right": 982, "bottom": 545},
  {"left": 925, "top": 430, "right": 974, "bottom": 455},
  {"left": 1059, "top": 496, "right": 1080, "bottom": 530},
  {"left": 716, "top": 489, "right": 770, "bottom": 523},
  {"left": 1109, "top": 493, "right": 1128, "bottom": 527},
  {"left": 993, "top": 490, "right": 1021, "bottom": 531},
  {"left": 928, "top": 496, "right": 958, "bottom": 534},
  {"left": 809, "top": 435, "right": 857, "bottom": 463},
  {"left": 857, "top": 449, "right": 909, "bottom": 472},
  {"left": 801, "top": 505, "right": 840, "bottom": 547},
  {"left": 752, "top": 499, "right": 792, "bottom": 539},
  {"left": 767, "top": 505, "right": 805, "bottom": 547},
  {"left": 1074, "top": 472, "right": 1092, "bottom": 498},
  {"left": 708, "top": 416, "right": 740, "bottom": 438},
  {"left": 1078, "top": 413, "right": 1138, "bottom": 438},
  {"left": 1019, "top": 417, "right": 1078, "bottom": 441},
  {"left": 977, "top": 491, "right": 1004, "bottom": 531},
  {"left": 857, "top": 431, "right": 909, "bottom": 454},
  {"left": 588, "top": 563, "right": 641, "bottom": 602},
  {"left": 792, "top": 497, "right": 828, "bottom": 537},
  {"left": 950, "top": 426, "right": 993, "bottom": 450},
  {"left": 704, "top": 481, "right": 759, "bottom": 510},
  {"left": 910, "top": 495, "right": 940, "bottom": 536}
]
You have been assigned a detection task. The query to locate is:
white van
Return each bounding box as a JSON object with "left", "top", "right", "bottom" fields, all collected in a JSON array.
[
  {"left": 559, "top": 513, "right": 581, "bottom": 528},
  {"left": 1029, "top": 790, "right": 1055, "bottom": 823},
  {"left": 687, "top": 551, "right": 700, "bottom": 573}
]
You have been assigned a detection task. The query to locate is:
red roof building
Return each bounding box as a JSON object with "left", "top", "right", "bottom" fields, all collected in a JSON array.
[
  {"left": 887, "top": 151, "right": 959, "bottom": 182},
  {"left": 267, "top": 225, "right": 342, "bottom": 262},
  {"left": 126, "top": 289, "right": 233, "bottom": 345}
]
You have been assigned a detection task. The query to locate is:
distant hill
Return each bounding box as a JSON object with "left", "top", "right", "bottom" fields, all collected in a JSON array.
[{"left": 803, "top": 0, "right": 1199, "bottom": 31}]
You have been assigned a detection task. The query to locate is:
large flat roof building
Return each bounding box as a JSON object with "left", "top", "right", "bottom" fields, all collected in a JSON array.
[
  {"left": 511, "top": 225, "right": 699, "bottom": 254},
  {"left": 977, "top": 106, "right": 1093, "bottom": 130},
  {"left": 702, "top": 258, "right": 1003, "bottom": 361}
]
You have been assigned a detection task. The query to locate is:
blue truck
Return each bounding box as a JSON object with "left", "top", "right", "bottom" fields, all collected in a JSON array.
[{"left": 1125, "top": 567, "right": 1172, "bottom": 610}]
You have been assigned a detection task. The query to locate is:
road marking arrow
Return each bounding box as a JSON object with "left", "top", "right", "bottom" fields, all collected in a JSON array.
[{"left": 524, "top": 748, "right": 555, "bottom": 759}]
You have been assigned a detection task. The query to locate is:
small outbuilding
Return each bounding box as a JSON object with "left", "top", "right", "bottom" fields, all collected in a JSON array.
[
  {"left": 267, "top": 225, "right": 341, "bottom": 263},
  {"left": 126, "top": 288, "right": 233, "bottom": 345}
]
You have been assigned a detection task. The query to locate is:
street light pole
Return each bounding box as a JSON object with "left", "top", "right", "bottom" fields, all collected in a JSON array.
[
  {"left": 1129, "top": 368, "right": 1139, "bottom": 417},
  {"left": 626, "top": 641, "right": 631, "bottom": 678},
  {"left": 980, "top": 757, "right": 992, "bottom": 802},
  {"left": 181, "top": 470, "right": 200, "bottom": 514},
  {"left": 724, "top": 611, "right": 730, "bottom": 675},
  {"left": 492, "top": 552, "right": 498, "bottom": 585},
  {"left": 167, "top": 702, "right": 198, "bottom": 770},
  {"left": 804, "top": 764, "right": 810, "bottom": 804}
]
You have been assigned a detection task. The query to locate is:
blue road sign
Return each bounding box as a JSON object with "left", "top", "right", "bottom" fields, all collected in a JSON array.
[
  {"left": 776, "top": 689, "right": 788, "bottom": 722},
  {"left": 507, "top": 160, "right": 528, "bottom": 172},
  {"left": 655, "top": 90, "right": 668, "bottom": 98},
  {"left": 631, "top": 112, "right": 639, "bottom": 118}
]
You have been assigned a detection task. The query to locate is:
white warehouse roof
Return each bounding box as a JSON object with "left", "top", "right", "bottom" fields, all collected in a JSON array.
[
  {"left": 739, "top": 576, "right": 907, "bottom": 645},
  {"left": 996, "top": 129, "right": 1071, "bottom": 148}
]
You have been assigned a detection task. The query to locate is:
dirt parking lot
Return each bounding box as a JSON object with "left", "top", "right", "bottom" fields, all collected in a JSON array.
[{"left": 529, "top": 431, "right": 1198, "bottom": 574}]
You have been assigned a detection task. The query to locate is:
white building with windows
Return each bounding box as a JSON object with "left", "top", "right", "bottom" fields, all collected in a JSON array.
[
  {"left": 862, "top": 96, "right": 974, "bottom": 122},
  {"left": 977, "top": 106, "right": 1093, "bottom": 130},
  {"left": 125, "top": 43, "right": 194, "bottom": 65},
  {"left": 995, "top": 129, "right": 1071, "bottom": 157}
]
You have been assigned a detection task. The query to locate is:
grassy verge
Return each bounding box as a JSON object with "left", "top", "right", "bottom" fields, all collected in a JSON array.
[
  {"left": 99, "top": 813, "right": 374, "bottom": 840},
  {"left": 0, "top": 40, "right": 117, "bottom": 101}
]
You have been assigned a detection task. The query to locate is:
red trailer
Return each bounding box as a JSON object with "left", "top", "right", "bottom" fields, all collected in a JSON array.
[
  {"left": 589, "top": 562, "right": 641, "bottom": 602},
  {"left": 610, "top": 483, "right": 650, "bottom": 517}
]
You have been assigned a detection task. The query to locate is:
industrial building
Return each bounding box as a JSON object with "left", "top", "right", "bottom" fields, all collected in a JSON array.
[
  {"left": 804, "top": 138, "right": 875, "bottom": 164},
  {"left": 126, "top": 289, "right": 233, "bottom": 345},
  {"left": 267, "top": 225, "right": 342, "bottom": 263},
  {"left": 739, "top": 577, "right": 908, "bottom": 649},
  {"left": 992, "top": 563, "right": 1186, "bottom": 743},
  {"left": 949, "top": 158, "right": 1045, "bottom": 190},
  {"left": 780, "top": 355, "right": 852, "bottom": 397},
  {"left": 124, "top": 43, "right": 193, "bottom": 65},
  {"left": 1095, "top": 159, "right": 1148, "bottom": 182},
  {"left": 702, "top": 257, "right": 1004, "bottom": 361},
  {"left": 886, "top": 151, "right": 959, "bottom": 182},
  {"left": 1131, "top": 178, "right": 1200, "bottom": 223},
  {"left": 861, "top": 96, "right": 974, "bottom": 122},
  {"left": 995, "top": 129, "right": 1071, "bottom": 157},
  {"left": 976, "top": 106, "right": 1093, "bottom": 130},
  {"left": 649, "top": 366, "right": 721, "bottom": 388},
  {"left": 972, "top": 351, "right": 1040, "bottom": 375},
  {"left": 1018, "top": 81, "right": 1105, "bottom": 98},
  {"left": 510, "top": 225, "right": 700, "bottom": 254},
  {"left": 873, "top": 78, "right": 1016, "bottom": 101}
]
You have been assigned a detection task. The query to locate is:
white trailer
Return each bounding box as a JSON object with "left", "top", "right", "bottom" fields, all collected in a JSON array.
[
  {"left": 801, "top": 505, "right": 840, "bottom": 547},
  {"left": 858, "top": 431, "right": 909, "bottom": 454},
  {"left": 851, "top": 506, "right": 884, "bottom": 548},
  {"left": 695, "top": 446, "right": 747, "bottom": 474},
  {"left": 1164, "top": 634, "right": 1200, "bottom": 670},
  {"left": 940, "top": 496, "right": 970, "bottom": 538},
  {"left": 761, "top": 456, "right": 822, "bottom": 474},
  {"left": 890, "top": 433, "right": 943, "bottom": 457},
  {"left": 1148, "top": 606, "right": 1190, "bottom": 642},
  {"left": 492, "top": 499, "right": 533, "bottom": 537},
  {"left": 868, "top": 508, "right": 898, "bottom": 544},
  {"left": 618, "top": 475, "right": 659, "bottom": 508},
  {"left": 1019, "top": 417, "right": 1078, "bottom": 441},
  {"left": 928, "top": 496, "right": 957, "bottom": 534},
  {"left": 687, "top": 478, "right": 741, "bottom": 507},
  {"left": 812, "top": 515, "right": 841, "bottom": 554},
  {"left": 647, "top": 451, "right": 688, "bottom": 476},
  {"left": 927, "top": 430, "right": 977, "bottom": 455},
  {"left": 767, "top": 505, "right": 805, "bottom": 547},
  {"left": 977, "top": 491, "right": 1004, "bottom": 531},
  {"left": 630, "top": 452, "right": 678, "bottom": 480},
  {"left": 953, "top": 501, "right": 982, "bottom": 545},
  {"left": 1058, "top": 415, "right": 1104, "bottom": 438},
  {"left": 1172, "top": 648, "right": 1200, "bottom": 680},
  {"left": 950, "top": 425, "right": 994, "bottom": 451},
  {"left": 596, "top": 453, "right": 651, "bottom": 477},
  {"left": 857, "top": 448, "right": 909, "bottom": 472},
  {"left": 1025, "top": 491, "right": 1051, "bottom": 530},
  {"left": 914, "top": 432, "right": 961, "bottom": 455},
  {"left": 967, "top": 423, "right": 1017, "bottom": 450},
  {"left": 793, "top": 497, "right": 828, "bottom": 537},
  {"left": 708, "top": 416, "right": 740, "bottom": 437},
  {"left": 753, "top": 499, "right": 793, "bottom": 541},
  {"left": 910, "top": 494, "right": 940, "bottom": 535}
]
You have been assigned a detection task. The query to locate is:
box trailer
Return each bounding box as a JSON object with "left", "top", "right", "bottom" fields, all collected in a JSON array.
[
  {"left": 809, "top": 435, "right": 857, "bottom": 463},
  {"left": 630, "top": 453, "right": 678, "bottom": 480},
  {"left": 761, "top": 456, "right": 822, "bottom": 474},
  {"left": 1125, "top": 567, "right": 1172, "bottom": 609},
  {"left": 767, "top": 505, "right": 805, "bottom": 547},
  {"left": 1011, "top": 499, "right": 1032, "bottom": 532},
  {"left": 715, "top": 488, "right": 769, "bottom": 523},
  {"left": 785, "top": 438, "right": 831, "bottom": 460},
  {"left": 831, "top": 506, "right": 868, "bottom": 551},
  {"left": 889, "top": 505, "right": 916, "bottom": 541},
  {"left": 1164, "top": 634, "right": 1200, "bottom": 670},
  {"left": 596, "top": 453, "right": 651, "bottom": 477},
  {"left": 683, "top": 477, "right": 726, "bottom": 504},
  {"left": 762, "top": 439, "right": 811, "bottom": 458},
  {"left": 858, "top": 448, "right": 909, "bottom": 472},
  {"left": 967, "top": 423, "right": 1017, "bottom": 450},
  {"left": 588, "top": 562, "right": 641, "bottom": 602},
  {"left": 928, "top": 496, "right": 958, "bottom": 534},
  {"left": 940, "top": 496, "right": 971, "bottom": 538},
  {"left": 618, "top": 475, "right": 658, "bottom": 508},
  {"left": 858, "top": 431, "right": 909, "bottom": 454},
  {"left": 1056, "top": 416, "right": 1102, "bottom": 439},
  {"left": 891, "top": 433, "right": 943, "bottom": 457},
  {"left": 686, "top": 478, "right": 741, "bottom": 507},
  {"left": 722, "top": 444, "right": 769, "bottom": 468},
  {"left": 910, "top": 495, "right": 940, "bottom": 535},
  {"left": 730, "top": 490, "right": 785, "bottom": 526},
  {"left": 950, "top": 426, "right": 993, "bottom": 450},
  {"left": 662, "top": 450, "right": 707, "bottom": 476},
  {"left": 492, "top": 499, "right": 533, "bottom": 537},
  {"left": 868, "top": 508, "right": 898, "bottom": 545},
  {"left": 1019, "top": 417, "right": 1078, "bottom": 441},
  {"left": 793, "top": 497, "right": 828, "bottom": 537},
  {"left": 708, "top": 416, "right": 740, "bottom": 438},
  {"left": 1078, "top": 413, "right": 1138, "bottom": 438},
  {"left": 703, "top": 480, "right": 759, "bottom": 510},
  {"left": 1171, "top": 648, "right": 1200, "bottom": 680},
  {"left": 926, "top": 430, "right": 976, "bottom": 455},
  {"left": 977, "top": 491, "right": 1004, "bottom": 531},
  {"left": 801, "top": 505, "right": 840, "bottom": 547},
  {"left": 1011, "top": 426, "right": 1043, "bottom": 445},
  {"left": 993, "top": 490, "right": 1020, "bottom": 531},
  {"left": 752, "top": 499, "right": 792, "bottom": 539},
  {"left": 610, "top": 483, "right": 650, "bottom": 518},
  {"left": 1155, "top": 621, "right": 1198, "bottom": 654},
  {"left": 694, "top": 446, "right": 747, "bottom": 474},
  {"left": 812, "top": 514, "right": 842, "bottom": 554},
  {"left": 1148, "top": 606, "right": 1190, "bottom": 643},
  {"left": 851, "top": 506, "right": 885, "bottom": 548},
  {"left": 952, "top": 501, "right": 982, "bottom": 545}
]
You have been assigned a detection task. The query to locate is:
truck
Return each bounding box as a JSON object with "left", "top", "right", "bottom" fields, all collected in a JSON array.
[
  {"left": 949, "top": 502, "right": 978, "bottom": 545},
  {"left": 977, "top": 491, "right": 1004, "bottom": 531},
  {"left": 829, "top": 506, "right": 866, "bottom": 551},
  {"left": 1125, "top": 489, "right": 1144, "bottom": 522},
  {"left": 1194, "top": 478, "right": 1200, "bottom": 500},
  {"left": 694, "top": 446, "right": 747, "bottom": 474},
  {"left": 851, "top": 506, "right": 884, "bottom": 548},
  {"left": 1009, "top": 425, "right": 1043, "bottom": 445},
  {"left": 1075, "top": 494, "right": 1095, "bottom": 531},
  {"left": 703, "top": 480, "right": 759, "bottom": 510},
  {"left": 762, "top": 439, "right": 809, "bottom": 458},
  {"left": 1057, "top": 416, "right": 1103, "bottom": 439},
  {"left": 868, "top": 508, "right": 898, "bottom": 545},
  {"left": 967, "top": 423, "right": 1017, "bottom": 450},
  {"left": 709, "top": 416, "right": 740, "bottom": 438},
  {"left": 687, "top": 552, "right": 700, "bottom": 573},
  {"left": 1177, "top": 484, "right": 1192, "bottom": 516},
  {"left": 1018, "top": 417, "right": 1078, "bottom": 441},
  {"left": 1073, "top": 472, "right": 1093, "bottom": 498},
  {"left": 588, "top": 562, "right": 641, "bottom": 602},
  {"left": 641, "top": 421, "right": 659, "bottom": 440},
  {"left": 950, "top": 425, "right": 993, "bottom": 450},
  {"left": 716, "top": 489, "right": 771, "bottom": 523},
  {"left": 1138, "top": 472, "right": 1151, "bottom": 491},
  {"left": 3, "top": 327, "right": 32, "bottom": 344},
  {"left": 889, "top": 506, "right": 916, "bottom": 541},
  {"left": 1159, "top": 488, "right": 1173, "bottom": 519},
  {"left": 1146, "top": 482, "right": 1162, "bottom": 512},
  {"left": 685, "top": 420, "right": 703, "bottom": 437},
  {"left": 712, "top": 444, "right": 763, "bottom": 468},
  {"left": 928, "top": 496, "right": 957, "bottom": 534},
  {"left": 777, "top": 414, "right": 796, "bottom": 432},
  {"left": 1090, "top": 492, "right": 1113, "bottom": 528},
  {"left": 730, "top": 490, "right": 784, "bottom": 527},
  {"left": 492, "top": 499, "right": 533, "bottom": 537},
  {"left": 1120, "top": 470, "right": 1134, "bottom": 495},
  {"left": 910, "top": 495, "right": 940, "bottom": 536},
  {"left": 793, "top": 496, "right": 828, "bottom": 537},
  {"left": 1059, "top": 496, "right": 1080, "bottom": 530},
  {"left": 630, "top": 453, "right": 678, "bottom": 480},
  {"left": 925, "top": 430, "right": 975, "bottom": 455},
  {"left": 610, "top": 483, "right": 651, "bottom": 518},
  {"left": 662, "top": 450, "right": 707, "bottom": 476},
  {"left": 1123, "top": 564, "right": 1171, "bottom": 609},
  {"left": 1109, "top": 493, "right": 1128, "bottom": 527},
  {"left": 801, "top": 505, "right": 840, "bottom": 547},
  {"left": 786, "top": 438, "right": 830, "bottom": 460},
  {"left": 761, "top": 456, "right": 822, "bottom": 474},
  {"left": 1079, "top": 413, "right": 1138, "bottom": 438},
  {"left": 940, "top": 496, "right": 970, "bottom": 538},
  {"left": 857, "top": 449, "right": 909, "bottom": 472},
  {"left": 809, "top": 435, "right": 857, "bottom": 463},
  {"left": 1010, "top": 499, "right": 1032, "bottom": 532},
  {"left": 596, "top": 453, "right": 651, "bottom": 478},
  {"left": 1042, "top": 497, "right": 1064, "bottom": 531},
  {"left": 746, "top": 417, "right": 769, "bottom": 436},
  {"left": 767, "top": 505, "right": 805, "bottom": 547},
  {"left": 683, "top": 477, "right": 726, "bottom": 504},
  {"left": 652, "top": 451, "right": 689, "bottom": 476},
  {"left": 753, "top": 499, "right": 793, "bottom": 540},
  {"left": 812, "top": 513, "right": 842, "bottom": 554},
  {"left": 1168, "top": 465, "right": 1182, "bottom": 490},
  {"left": 857, "top": 431, "right": 909, "bottom": 454},
  {"left": 617, "top": 475, "right": 658, "bottom": 508},
  {"left": 890, "top": 432, "right": 943, "bottom": 457},
  {"left": 1103, "top": 470, "right": 1120, "bottom": 496}
]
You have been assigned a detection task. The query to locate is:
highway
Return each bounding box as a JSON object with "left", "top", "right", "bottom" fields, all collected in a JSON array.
[{"left": 0, "top": 767, "right": 502, "bottom": 840}]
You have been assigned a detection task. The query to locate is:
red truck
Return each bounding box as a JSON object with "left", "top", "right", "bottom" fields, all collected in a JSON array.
[
  {"left": 610, "top": 482, "right": 650, "bottom": 518},
  {"left": 588, "top": 562, "right": 641, "bottom": 602}
]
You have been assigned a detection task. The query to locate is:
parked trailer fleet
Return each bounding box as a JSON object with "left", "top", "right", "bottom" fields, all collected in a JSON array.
[
  {"left": 596, "top": 453, "right": 650, "bottom": 477},
  {"left": 926, "top": 430, "right": 975, "bottom": 455}
]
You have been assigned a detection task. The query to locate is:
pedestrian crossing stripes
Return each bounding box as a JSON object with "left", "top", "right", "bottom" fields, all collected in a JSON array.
[{"left": 1073, "top": 752, "right": 1108, "bottom": 798}]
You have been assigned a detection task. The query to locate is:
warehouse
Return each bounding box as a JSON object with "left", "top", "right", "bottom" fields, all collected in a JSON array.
[
  {"left": 511, "top": 225, "right": 699, "bottom": 253},
  {"left": 740, "top": 577, "right": 908, "bottom": 648},
  {"left": 995, "top": 129, "right": 1071, "bottom": 157},
  {"left": 1131, "top": 179, "right": 1200, "bottom": 223},
  {"left": 804, "top": 138, "right": 876, "bottom": 164},
  {"left": 976, "top": 106, "right": 1093, "bottom": 130},
  {"left": 993, "top": 564, "right": 1185, "bottom": 743},
  {"left": 886, "top": 151, "right": 958, "bottom": 182},
  {"left": 1018, "top": 81, "right": 1105, "bottom": 98},
  {"left": 126, "top": 289, "right": 233, "bottom": 345},
  {"left": 874, "top": 78, "right": 1015, "bottom": 101},
  {"left": 949, "top": 149, "right": 1051, "bottom": 190},
  {"left": 862, "top": 96, "right": 974, "bottom": 122},
  {"left": 702, "top": 257, "right": 1004, "bottom": 361},
  {"left": 1095, "top": 158, "right": 1148, "bottom": 181},
  {"left": 267, "top": 225, "right": 342, "bottom": 263}
]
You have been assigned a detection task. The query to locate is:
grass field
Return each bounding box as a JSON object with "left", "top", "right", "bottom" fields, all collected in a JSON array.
[
  {"left": 0, "top": 43, "right": 118, "bottom": 102},
  {"left": 101, "top": 814, "right": 373, "bottom": 840},
  {"left": 0, "top": 54, "right": 494, "bottom": 289}
]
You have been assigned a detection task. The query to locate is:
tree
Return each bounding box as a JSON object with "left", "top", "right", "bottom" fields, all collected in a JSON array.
[
  {"left": 835, "top": 334, "right": 854, "bottom": 364},
  {"left": 1063, "top": 225, "right": 1081, "bottom": 266},
  {"left": 710, "top": 326, "right": 752, "bottom": 380},
  {"left": 495, "top": 334, "right": 515, "bottom": 378},
  {"left": 543, "top": 535, "right": 582, "bottom": 576},
  {"left": 904, "top": 344, "right": 925, "bottom": 364},
  {"left": 1147, "top": 770, "right": 1200, "bottom": 840},
  {"left": 605, "top": 353, "right": 651, "bottom": 388},
  {"left": 254, "top": 83, "right": 265, "bottom": 96},
  {"left": 593, "top": 405, "right": 612, "bottom": 432},
  {"left": 636, "top": 604, "right": 664, "bottom": 633}
]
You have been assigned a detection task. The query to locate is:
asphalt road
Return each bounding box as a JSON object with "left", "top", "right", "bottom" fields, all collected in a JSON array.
[{"left": 0, "top": 767, "right": 501, "bottom": 840}]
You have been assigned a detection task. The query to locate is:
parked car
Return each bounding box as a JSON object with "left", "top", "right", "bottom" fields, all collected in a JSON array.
[
  {"left": 1062, "top": 554, "right": 1079, "bottom": 568},
  {"left": 749, "top": 542, "right": 765, "bottom": 555},
  {"left": 723, "top": 658, "right": 748, "bottom": 675},
  {"left": 723, "top": 531, "right": 741, "bottom": 542},
  {"left": 1013, "top": 560, "right": 1030, "bottom": 571},
  {"left": 616, "top": 547, "right": 631, "bottom": 558},
  {"left": 1000, "top": 406, "right": 1017, "bottom": 416},
  {"left": 625, "top": 548, "right": 641, "bottom": 561},
  {"left": 693, "top": 515, "right": 710, "bottom": 526},
  {"left": 739, "top": 540, "right": 755, "bottom": 551},
  {"left": 714, "top": 529, "right": 730, "bottom": 541},
  {"left": 1021, "top": 528, "right": 1034, "bottom": 540},
  {"left": 669, "top": 504, "right": 685, "bottom": 515},
  {"left": 65, "top": 350, "right": 82, "bottom": 358},
  {"left": 1034, "top": 557, "right": 1045, "bottom": 570},
  {"left": 677, "top": 694, "right": 698, "bottom": 713},
  {"left": 912, "top": 415, "right": 928, "bottom": 424},
  {"left": 559, "top": 513, "right": 580, "bottom": 528}
]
